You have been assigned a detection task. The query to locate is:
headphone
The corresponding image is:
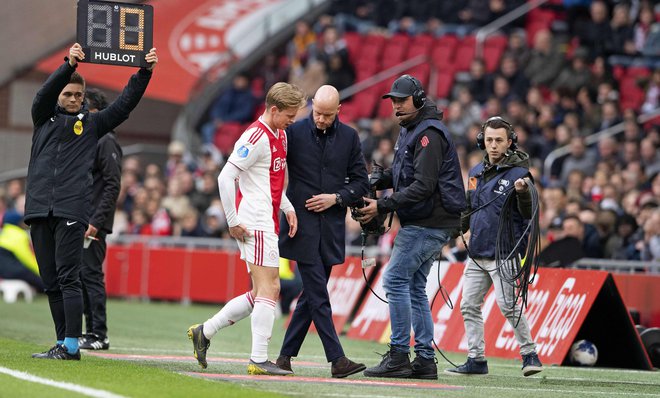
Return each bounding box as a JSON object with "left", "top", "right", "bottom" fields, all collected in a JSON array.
[
  {"left": 476, "top": 116, "right": 518, "bottom": 150},
  {"left": 402, "top": 74, "right": 426, "bottom": 109}
]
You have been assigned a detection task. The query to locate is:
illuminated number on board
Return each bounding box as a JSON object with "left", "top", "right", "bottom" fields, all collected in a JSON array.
[
  {"left": 120, "top": 7, "right": 144, "bottom": 51},
  {"left": 87, "top": 4, "right": 112, "bottom": 48}
]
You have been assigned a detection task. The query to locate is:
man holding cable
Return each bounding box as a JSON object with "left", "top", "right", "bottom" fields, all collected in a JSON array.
[{"left": 445, "top": 116, "right": 543, "bottom": 377}]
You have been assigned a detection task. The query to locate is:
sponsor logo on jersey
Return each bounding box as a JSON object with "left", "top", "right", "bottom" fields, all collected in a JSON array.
[{"left": 237, "top": 145, "right": 249, "bottom": 158}]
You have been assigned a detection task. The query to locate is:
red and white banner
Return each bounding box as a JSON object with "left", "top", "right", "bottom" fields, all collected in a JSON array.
[{"left": 347, "top": 263, "right": 609, "bottom": 365}]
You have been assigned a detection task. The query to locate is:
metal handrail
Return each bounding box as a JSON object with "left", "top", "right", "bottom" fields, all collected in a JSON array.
[
  {"left": 475, "top": 0, "right": 549, "bottom": 58},
  {"left": 543, "top": 107, "right": 660, "bottom": 177},
  {"left": 570, "top": 258, "right": 660, "bottom": 274}
]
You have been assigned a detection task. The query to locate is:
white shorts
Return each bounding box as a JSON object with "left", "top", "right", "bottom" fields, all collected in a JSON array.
[{"left": 237, "top": 230, "right": 280, "bottom": 268}]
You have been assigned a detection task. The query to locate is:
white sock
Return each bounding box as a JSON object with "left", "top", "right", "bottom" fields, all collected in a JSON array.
[
  {"left": 203, "top": 291, "right": 254, "bottom": 339},
  {"left": 250, "top": 297, "right": 276, "bottom": 363}
]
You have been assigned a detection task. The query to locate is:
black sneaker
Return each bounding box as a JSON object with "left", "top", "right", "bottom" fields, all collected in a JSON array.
[
  {"left": 31, "top": 344, "right": 59, "bottom": 358},
  {"left": 410, "top": 356, "right": 438, "bottom": 379},
  {"left": 363, "top": 349, "right": 412, "bottom": 378},
  {"left": 79, "top": 334, "right": 110, "bottom": 350},
  {"left": 522, "top": 352, "right": 543, "bottom": 377},
  {"left": 187, "top": 324, "right": 210, "bottom": 369},
  {"left": 32, "top": 344, "right": 80, "bottom": 360},
  {"left": 445, "top": 358, "right": 488, "bottom": 375}
]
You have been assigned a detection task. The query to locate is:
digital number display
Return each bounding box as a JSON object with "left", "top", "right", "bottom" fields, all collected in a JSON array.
[{"left": 76, "top": 0, "right": 153, "bottom": 67}]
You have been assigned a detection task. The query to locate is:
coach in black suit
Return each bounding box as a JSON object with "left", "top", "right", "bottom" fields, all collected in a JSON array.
[{"left": 276, "top": 85, "right": 369, "bottom": 378}]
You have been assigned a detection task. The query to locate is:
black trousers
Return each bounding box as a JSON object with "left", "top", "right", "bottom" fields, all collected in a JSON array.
[
  {"left": 30, "top": 215, "right": 84, "bottom": 341},
  {"left": 280, "top": 261, "right": 344, "bottom": 362},
  {"left": 81, "top": 236, "right": 108, "bottom": 338}
]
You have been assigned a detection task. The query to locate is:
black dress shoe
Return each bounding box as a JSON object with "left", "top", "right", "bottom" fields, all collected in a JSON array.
[
  {"left": 276, "top": 355, "right": 293, "bottom": 372},
  {"left": 331, "top": 356, "right": 366, "bottom": 378}
]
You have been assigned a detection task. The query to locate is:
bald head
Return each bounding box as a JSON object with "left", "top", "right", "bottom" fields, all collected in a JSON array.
[
  {"left": 312, "top": 85, "right": 341, "bottom": 131},
  {"left": 314, "top": 85, "right": 340, "bottom": 108}
]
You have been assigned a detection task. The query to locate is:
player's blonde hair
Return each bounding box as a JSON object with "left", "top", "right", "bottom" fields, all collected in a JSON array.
[{"left": 265, "top": 82, "right": 306, "bottom": 111}]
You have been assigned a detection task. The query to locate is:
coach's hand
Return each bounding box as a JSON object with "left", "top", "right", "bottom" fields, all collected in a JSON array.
[
  {"left": 305, "top": 193, "right": 335, "bottom": 212},
  {"left": 229, "top": 224, "right": 251, "bottom": 242},
  {"left": 285, "top": 210, "right": 297, "bottom": 238}
]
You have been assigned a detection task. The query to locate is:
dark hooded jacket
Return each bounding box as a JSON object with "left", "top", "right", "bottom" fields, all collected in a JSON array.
[{"left": 463, "top": 150, "right": 533, "bottom": 259}]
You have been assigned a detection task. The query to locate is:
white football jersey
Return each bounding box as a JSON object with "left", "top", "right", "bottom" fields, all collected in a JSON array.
[{"left": 226, "top": 117, "right": 287, "bottom": 234}]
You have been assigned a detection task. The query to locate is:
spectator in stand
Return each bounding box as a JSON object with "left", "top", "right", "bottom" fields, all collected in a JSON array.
[
  {"left": 640, "top": 137, "right": 660, "bottom": 177},
  {"left": 560, "top": 136, "right": 598, "bottom": 184},
  {"left": 524, "top": 29, "right": 564, "bottom": 87},
  {"left": 177, "top": 207, "right": 206, "bottom": 238},
  {"left": 497, "top": 54, "right": 530, "bottom": 100},
  {"left": 503, "top": 29, "right": 530, "bottom": 67},
  {"left": 562, "top": 214, "right": 604, "bottom": 258},
  {"left": 641, "top": 68, "right": 659, "bottom": 114},
  {"left": 162, "top": 177, "right": 192, "bottom": 222},
  {"left": 640, "top": 208, "right": 660, "bottom": 261},
  {"left": 610, "top": 3, "right": 636, "bottom": 56},
  {"left": 325, "top": 52, "right": 355, "bottom": 92},
  {"left": 597, "top": 101, "right": 623, "bottom": 132},
  {"left": 256, "top": 54, "right": 290, "bottom": 97},
  {"left": 201, "top": 199, "right": 229, "bottom": 238},
  {"left": 287, "top": 20, "right": 317, "bottom": 78},
  {"left": 5, "top": 179, "right": 24, "bottom": 211},
  {"left": 634, "top": 4, "right": 655, "bottom": 54},
  {"left": 553, "top": 47, "right": 592, "bottom": 92},
  {"left": 577, "top": 0, "right": 614, "bottom": 59},
  {"left": 189, "top": 171, "right": 219, "bottom": 215},
  {"left": 200, "top": 74, "right": 257, "bottom": 145},
  {"left": 466, "top": 59, "right": 490, "bottom": 104},
  {"left": 588, "top": 56, "right": 616, "bottom": 93}
]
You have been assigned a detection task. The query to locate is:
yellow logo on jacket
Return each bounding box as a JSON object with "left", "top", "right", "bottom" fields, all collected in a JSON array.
[{"left": 73, "top": 120, "right": 83, "bottom": 135}]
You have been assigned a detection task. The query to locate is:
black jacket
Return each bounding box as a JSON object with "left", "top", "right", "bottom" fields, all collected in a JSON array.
[
  {"left": 279, "top": 113, "right": 369, "bottom": 266},
  {"left": 90, "top": 132, "right": 122, "bottom": 236},
  {"left": 376, "top": 105, "right": 464, "bottom": 229},
  {"left": 25, "top": 60, "right": 151, "bottom": 226}
]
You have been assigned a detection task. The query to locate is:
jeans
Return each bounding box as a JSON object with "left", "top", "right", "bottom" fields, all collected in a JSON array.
[
  {"left": 383, "top": 225, "right": 452, "bottom": 359},
  {"left": 460, "top": 258, "right": 537, "bottom": 360}
]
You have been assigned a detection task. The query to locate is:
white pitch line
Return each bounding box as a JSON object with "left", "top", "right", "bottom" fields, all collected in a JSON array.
[{"left": 0, "top": 366, "right": 128, "bottom": 398}]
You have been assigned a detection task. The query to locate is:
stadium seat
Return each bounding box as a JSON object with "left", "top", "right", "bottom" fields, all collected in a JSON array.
[
  {"left": 344, "top": 31, "right": 363, "bottom": 65},
  {"left": 618, "top": 76, "right": 645, "bottom": 111},
  {"left": 436, "top": 71, "right": 454, "bottom": 99},
  {"left": 483, "top": 46, "right": 505, "bottom": 73},
  {"left": 214, "top": 122, "right": 246, "bottom": 155},
  {"left": 453, "top": 39, "right": 476, "bottom": 72}
]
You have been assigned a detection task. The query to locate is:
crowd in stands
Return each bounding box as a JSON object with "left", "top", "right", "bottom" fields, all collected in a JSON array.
[{"left": 1, "top": 0, "right": 659, "bottom": 270}]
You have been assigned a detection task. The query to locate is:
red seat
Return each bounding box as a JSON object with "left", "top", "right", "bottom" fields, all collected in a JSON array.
[
  {"left": 618, "top": 76, "right": 645, "bottom": 111},
  {"left": 626, "top": 66, "right": 652, "bottom": 79},
  {"left": 436, "top": 71, "right": 454, "bottom": 99},
  {"left": 351, "top": 91, "right": 379, "bottom": 119},
  {"left": 406, "top": 64, "right": 430, "bottom": 87},
  {"left": 453, "top": 42, "right": 476, "bottom": 72},
  {"left": 484, "top": 35, "right": 508, "bottom": 50},
  {"left": 214, "top": 122, "right": 246, "bottom": 155},
  {"left": 483, "top": 46, "right": 504, "bottom": 73},
  {"left": 431, "top": 38, "right": 457, "bottom": 72}
]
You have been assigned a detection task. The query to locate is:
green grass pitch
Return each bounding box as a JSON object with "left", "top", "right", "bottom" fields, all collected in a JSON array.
[{"left": 0, "top": 297, "right": 658, "bottom": 397}]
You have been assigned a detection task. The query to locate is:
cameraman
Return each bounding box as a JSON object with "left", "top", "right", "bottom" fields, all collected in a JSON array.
[
  {"left": 276, "top": 85, "right": 369, "bottom": 378},
  {"left": 357, "top": 75, "right": 465, "bottom": 380}
]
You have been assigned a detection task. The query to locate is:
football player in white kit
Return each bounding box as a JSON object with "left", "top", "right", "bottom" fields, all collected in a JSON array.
[{"left": 188, "top": 82, "right": 306, "bottom": 375}]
